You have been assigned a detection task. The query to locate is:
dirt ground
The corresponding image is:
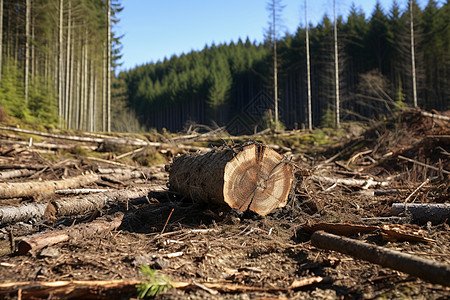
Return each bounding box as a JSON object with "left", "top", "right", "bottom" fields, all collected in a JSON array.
[{"left": 0, "top": 109, "right": 449, "bottom": 299}]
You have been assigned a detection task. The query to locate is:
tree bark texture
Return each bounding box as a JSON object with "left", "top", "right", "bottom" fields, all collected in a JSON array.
[
  {"left": 0, "top": 173, "right": 100, "bottom": 198},
  {"left": 16, "top": 213, "right": 123, "bottom": 255},
  {"left": 168, "top": 143, "right": 293, "bottom": 216},
  {"left": 391, "top": 203, "right": 450, "bottom": 225},
  {"left": 311, "top": 231, "right": 450, "bottom": 286}
]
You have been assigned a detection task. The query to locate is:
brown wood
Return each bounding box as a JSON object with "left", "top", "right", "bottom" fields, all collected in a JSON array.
[
  {"left": 168, "top": 143, "right": 293, "bottom": 216},
  {"left": 311, "top": 231, "right": 450, "bottom": 286},
  {"left": 17, "top": 213, "right": 123, "bottom": 255},
  {"left": 0, "top": 277, "right": 323, "bottom": 298}
]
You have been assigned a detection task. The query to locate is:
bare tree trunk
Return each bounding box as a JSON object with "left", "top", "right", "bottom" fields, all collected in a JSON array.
[
  {"left": 68, "top": 39, "right": 74, "bottom": 129},
  {"left": 75, "top": 46, "right": 80, "bottom": 129},
  {"left": 305, "top": 0, "right": 312, "bottom": 130},
  {"left": 79, "top": 42, "right": 85, "bottom": 130},
  {"left": 0, "top": 0, "right": 3, "bottom": 82},
  {"left": 64, "top": 0, "right": 71, "bottom": 125},
  {"left": 410, "top": 0, "right": 417, "bottom": 108},
  {"left": 107, "top": 0, "right": 111, "bottom": 132},
  {"left": 333, "top": 0, "right": 340, "bottom": 128},
  {"left": 102, "top": 43, "right": 106, "bottom": 131},
  {"left": 272, "top": 0, "right": 278, "bottom": 127},
  {"left": 25, "top": 0, "right": 31, "bottom": 102},
  {"left": 58, "top": 0, "right": 64, "bottom": 126},
  {"left": 89, "top": 60, "right": 94, "bottom": 132}
]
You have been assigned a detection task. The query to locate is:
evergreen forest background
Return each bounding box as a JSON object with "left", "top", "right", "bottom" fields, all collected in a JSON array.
[{"left": 0, "top": 0, "right": 449, "bottom": 134}]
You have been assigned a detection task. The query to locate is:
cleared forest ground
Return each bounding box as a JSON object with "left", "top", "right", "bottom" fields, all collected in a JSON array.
[{"left": 0, "top": 109, "right": 449, "bottom": 299}]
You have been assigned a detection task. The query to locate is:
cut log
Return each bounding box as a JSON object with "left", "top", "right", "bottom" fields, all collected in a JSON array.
[
  {"left": 391, "top": 203, "right": 450, "bottom": 225},
  {"left": 168, "top": 143, "right": 293, "bottom": 216},
  {"left": 311, "top": 231, "right": 450, "bottom": 286},
  {"left": 0, "top": 186, "right": 160, "bottom": 225},
  {"left": 16, "top": 213, "right": 124, "bottom": 255},
  {"left": 0, "top": 173, "right": 100, "bottom": 198},
  {"left": 0, "top": 169, "right": 34, "bottom": 179}
]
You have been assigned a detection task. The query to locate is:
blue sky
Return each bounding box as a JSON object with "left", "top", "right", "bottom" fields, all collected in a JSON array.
[{"left": 117, "top": 0, "right": 430, "bottom": 72}]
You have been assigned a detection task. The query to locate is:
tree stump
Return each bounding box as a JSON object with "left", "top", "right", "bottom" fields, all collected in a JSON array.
[{"left": 168, "top": 142, "right": 293, "bottom": 216}]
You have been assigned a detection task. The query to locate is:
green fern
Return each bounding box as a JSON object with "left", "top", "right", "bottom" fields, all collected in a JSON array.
[{"left": 136, "top": 266, "right": 173, "bottom": 298}]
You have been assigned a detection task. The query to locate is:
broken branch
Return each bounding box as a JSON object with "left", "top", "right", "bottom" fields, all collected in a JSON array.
[{"left": 311, "top": 231, "right": 450, "bottom": 286}]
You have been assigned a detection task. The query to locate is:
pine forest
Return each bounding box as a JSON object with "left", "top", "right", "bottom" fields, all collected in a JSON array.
[{"left": 0, "top": 0, "right": 448, "bottom": 134}]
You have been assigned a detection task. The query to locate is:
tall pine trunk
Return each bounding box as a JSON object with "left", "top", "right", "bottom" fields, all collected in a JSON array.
[
  {"left": 410, "top": 0, "right": 417, "bottom": 108},
  {"left": 305, "top": 0, "right": 312, "bottom": 130},
  {"left": 58, "top": 0, "right": 64, "bottom": 125},
  {"left": 333, "top": 0, "right": 340, "bottom": 128},
  {"left": 25, "top": 0, "right": 31, "bottom": 102},
  {"left": 107, "top": 0, "right": 111, "bottom": 132},
  {"left": 64, "top": 0, "right": 71, "bottom": 125}
]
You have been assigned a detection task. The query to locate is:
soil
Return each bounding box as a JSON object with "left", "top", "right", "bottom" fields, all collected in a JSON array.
[{"left": 0, "top": 109, "right": 449, "bottom": 299}]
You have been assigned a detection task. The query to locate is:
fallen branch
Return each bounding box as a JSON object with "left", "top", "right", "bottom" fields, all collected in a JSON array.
[
  {"left": 0, "top": 277, "right": 323, "bottom": 299},
  {"left": 419, "top": 111, "right": 450, "bottom": 122},
  {"left": 311, "top": 175, "right": 389, "bottom": 189},
  {"left": 311, "top": 231, "right": 450, "bottom": 286},
  {"left": 397, "top": 155, "right": 450, "bottom": 175},
  {"left": 391, "top": 203, "right": 450, "bottom": 225},
  {"left": 0, "top": 125, "right": 148, "bottom": 146},
  {"left": 55, "top": 188, "right": 111, "bottom": 195},
  {"left": 0, "top": 169, "right": 35, "bottom": 180},
  {"left": 0, "top": 173, "right": 100, "bottom": 198},
  {"left": 17, "top": 213, "right": 123, "bottom": 255}
]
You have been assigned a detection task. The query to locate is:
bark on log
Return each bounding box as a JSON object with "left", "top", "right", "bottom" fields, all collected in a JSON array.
[
  {"left": 0, "top": 173, "right": 100, "bottom": 198},
  {"left": 391, "top": 203, "right": 450, "bottom": 225},
  {"left": 168, "top": 143, "right": 293, "bottom": 216},
  {"left": 311, "top": 231, "right": 450, "bottom": 286},
  {"left": 16, "top": 213, "right": 123, "bottom": 255},
  {"left": 0, "top": 187, "right": 160, "bottom": 225}
]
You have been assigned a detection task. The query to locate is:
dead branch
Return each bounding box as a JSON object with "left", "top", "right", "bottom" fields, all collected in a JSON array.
[
  {"left": 398, "top": 155, "right": 450, "bottom": 175},
  {"left": 311, "top": 175, "right": 389, "bottom": 189},
  {"left": 0, "top": 164, "right": 45, "bottom": 170},
  {"left": 391, "top": 203, "right": 450, "bottom": 225},
  {"left": 0, "top": 276, "right": 323, "bottom": 299},
  {"left": 55, "top": 189, "right": 111, "bottom": 195},
  {"left": 419, "top": 111, "right": 450, "bottom": 122},
  {"left": 311, "top": 231, "right": 450, "bottom": 286},
  {"left": 17, "top": 213, "right": 123, "bottom": 255},
  {"left": 0, "top": 169, "right": 34, "bottom": 180},
  {"left": 0, "top": 173, "right": 100, "bottom": 198},
  {"left": 0, "top": 125, "right": 148, "bottom": 146}
]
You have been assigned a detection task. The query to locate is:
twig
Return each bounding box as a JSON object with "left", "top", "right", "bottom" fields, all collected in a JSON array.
[
  {"left": 404, "top": 177, "right": 433, "bottom": 203},
  {"left": 397, "top": 155, "right": 450, "bottom": 175},
  {"left": 161, "top": 208, "right": 175, "bottom": 234}
]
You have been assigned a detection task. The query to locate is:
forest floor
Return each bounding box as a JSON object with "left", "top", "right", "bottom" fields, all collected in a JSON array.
[{"left": 0, "top": 109, "right": 449, "bottom": 299}]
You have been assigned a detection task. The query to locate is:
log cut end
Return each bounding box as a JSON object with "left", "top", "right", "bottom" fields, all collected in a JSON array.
[
  {"left": 223, "top": 143, "right": 293, "bottom": 216},
  {"left": 168, "top": 142, "right": 294, "bottom": 216}
]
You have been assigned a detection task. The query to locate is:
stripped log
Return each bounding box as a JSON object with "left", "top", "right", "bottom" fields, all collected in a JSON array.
[
  {"left": 311, "top": 231, "right": 450, "bottom": 286},
  {"left": 168, "top": 143, "right": 293, "bottom": 216},
  {"left": 391, "top": 203, "right": 450, "bottom": 225},
  {"left": 0, "top": 173, "right": 100, "bottom": 198},
  {"left": 311, "top": 175, "right": 389, "bottom": 189},
  {"left": 16, "top": 213, "right": 124, "bottom": 255},
  {"left": 0, "top": 169, "right": 34, "bottom": 180}
]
